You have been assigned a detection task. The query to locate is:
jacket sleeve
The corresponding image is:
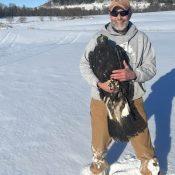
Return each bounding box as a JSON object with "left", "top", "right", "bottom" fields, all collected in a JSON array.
[
  {"left": 134, "top": 34, "right": 157, "bottom": 83},
  {"left": 79, "top": 36, "right": 99, "bottom": 87}
]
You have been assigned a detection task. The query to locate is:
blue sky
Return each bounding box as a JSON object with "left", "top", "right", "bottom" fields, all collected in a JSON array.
[{"left": 0, "top": 0, "right": 47, "bottom": 7}]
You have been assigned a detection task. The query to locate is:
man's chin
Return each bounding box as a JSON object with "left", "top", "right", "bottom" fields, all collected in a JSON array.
[
  {"left": 115, "top": 26, "right": 126, "bottom": 31},
  {"left": 114, "top": 24, "right": 128, "bottom": 31},
  {"left": 112, "top": 22, "right": 129, "bottom": 32}
]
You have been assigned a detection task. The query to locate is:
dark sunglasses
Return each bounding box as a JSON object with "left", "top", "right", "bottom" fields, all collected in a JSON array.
[{"left": 110, "top": 9, "right": 130, "bottom": 17}]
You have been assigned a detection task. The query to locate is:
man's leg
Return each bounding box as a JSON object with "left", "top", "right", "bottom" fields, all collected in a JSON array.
[
  {"left": 130, "top": 98, "right": 160, "bottom": 175},
  {"left": 90, "top": 98, "right": 112, "bottom": 174}
]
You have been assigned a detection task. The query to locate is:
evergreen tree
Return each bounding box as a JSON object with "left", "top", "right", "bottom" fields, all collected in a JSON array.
[{"left": 52, "top": 0, "right": 95, "bottom": 5}]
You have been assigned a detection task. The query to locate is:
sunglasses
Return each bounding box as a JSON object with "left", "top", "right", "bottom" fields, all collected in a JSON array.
[{"left": 110, "top": 9, "right": 130, "bottom": 17}]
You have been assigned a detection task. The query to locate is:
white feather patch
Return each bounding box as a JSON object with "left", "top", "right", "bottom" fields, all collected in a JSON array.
[
  {"left": 147, "top": 159, "right": 160, "bottom": 175},
  {"left": 121, "top": 102, "right": 130, "bottom": 117}
]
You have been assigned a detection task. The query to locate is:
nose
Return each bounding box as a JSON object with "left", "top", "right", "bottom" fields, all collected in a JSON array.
[{"left": 117, "top": 14, "right": 122, "bottom": 20}]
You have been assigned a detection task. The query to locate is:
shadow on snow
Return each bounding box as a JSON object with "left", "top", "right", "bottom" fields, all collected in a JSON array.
[{"left": 107, "top": 69, "right": 175, "bottom": 174}]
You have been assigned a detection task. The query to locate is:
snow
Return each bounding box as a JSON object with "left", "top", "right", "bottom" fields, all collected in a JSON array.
[
  {"left": 42, "top": 0, "right": 150, "bottom": 10},
  {"left": 0, "top": 10, "right": 175, "bottom": 175},
  {"left": 131, "top": 1, "right": 150, "bottom": 10},
  {"left": 54, "top": 2, "right": 109, "bottom": 10},
  {"left": 41, "top": 1, "right": 109, "bottom": 10}
]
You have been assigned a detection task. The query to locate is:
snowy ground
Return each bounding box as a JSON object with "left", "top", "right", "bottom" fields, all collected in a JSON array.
[{"left": 0, "top": 11, "right": 175, "bottom": 175}]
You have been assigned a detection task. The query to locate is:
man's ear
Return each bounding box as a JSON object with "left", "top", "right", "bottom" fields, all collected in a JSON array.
[
  {"left": 128, "top": 8, "right": 133, "bottom": 19},
  {"left": 109, "top": 14, "right": 113, "bottom": 20}
]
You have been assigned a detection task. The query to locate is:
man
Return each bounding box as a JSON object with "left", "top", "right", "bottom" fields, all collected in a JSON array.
[{"left": 80, "top": 0, "right": 160, "bottom": 174}]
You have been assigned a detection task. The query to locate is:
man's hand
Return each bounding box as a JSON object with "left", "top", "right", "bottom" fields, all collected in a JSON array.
[
  {"left": 97, "top": 80, "right": 114, "bottom": 93},
  {"left": 110, "top": 61, "right": 136, "bottom": 81}
]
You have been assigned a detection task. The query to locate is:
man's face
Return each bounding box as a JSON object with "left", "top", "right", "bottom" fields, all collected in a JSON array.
[{"left": 109, "top": 8, "right": 131, "bottom": 31}]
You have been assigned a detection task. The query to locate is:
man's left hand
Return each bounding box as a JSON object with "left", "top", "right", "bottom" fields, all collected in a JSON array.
[{"left": 110, "top": 61, "right": 136, "bottom": 82}]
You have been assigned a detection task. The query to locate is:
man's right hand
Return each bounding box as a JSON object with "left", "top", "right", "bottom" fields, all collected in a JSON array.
[{"left": 97, "top": 80, "right": 114, "bottom": 93}]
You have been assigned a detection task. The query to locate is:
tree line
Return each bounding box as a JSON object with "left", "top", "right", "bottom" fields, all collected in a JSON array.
[
  {"left": 52, "top": 0, "right": 174, "bottom": 4},
  {"left": 0, "top": 4, "right": 108, "bottom": 18},
  {"left": 147, "top": 0, "right": 174, "bottom": 3},
  {"left": 0, "top": 1, "right": 175, "bottom": 18},
  {"left": 52, "top": 0, "right": 96, "bottom": 5}
]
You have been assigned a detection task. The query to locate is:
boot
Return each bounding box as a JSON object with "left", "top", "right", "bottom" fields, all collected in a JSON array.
[
  {"left": 140, "top": 158, "right": 160, "bottom": 175},
  {"left": 90, "top": 147, "right": 110, "bottom": 175},
  {"left": 90, "top": 159, "right": 110, "bottom": 175}
]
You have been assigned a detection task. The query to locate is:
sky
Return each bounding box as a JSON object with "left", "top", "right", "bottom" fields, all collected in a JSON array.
[{"left": 0, "top": 0, "right": 47, "bottom": 7}]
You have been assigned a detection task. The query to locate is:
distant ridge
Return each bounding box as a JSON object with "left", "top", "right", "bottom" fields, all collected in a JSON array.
[{"left": 39, "top": 0, "right": 151, "bottom": 11}]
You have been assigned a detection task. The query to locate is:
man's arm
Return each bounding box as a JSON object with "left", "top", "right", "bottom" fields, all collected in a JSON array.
[
  {"left": 80, "top": 36, "right": 115, "bottom": 93},
  {"left": 110, "top": 60, "right": 137, "bottom": 81},
  {"left": 79, "top": 37, "right": 99, "bottom": 87},
  {"left": 111, "top": 35, "right": 156, "bottom": 83},
  {"left": 134, "top": 34, "right": 156, "bottom": 83}
]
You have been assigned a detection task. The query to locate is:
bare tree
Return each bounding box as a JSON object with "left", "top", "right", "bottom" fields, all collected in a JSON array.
[
  {"left": 18, "top": 16, "right": 27, "bottom": 23},
  {"left": 6, "top": 16, "right": 14, "bottom": 24},
  {"left": 49, "top": 16, "right": 53, "bottom": 21},
  {"left": 39, "top": 16, "right": 44, "bottom": 21}
]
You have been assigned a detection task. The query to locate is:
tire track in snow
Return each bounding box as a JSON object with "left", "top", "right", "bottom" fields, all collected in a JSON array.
[
  {"left": 0, "top": 30, "right": 18, "bottom": 60},
  {"left": 0, "top": 30, "right": 18, "bottom": 48},
  {"left": 0, "top": 31, "right": 10, "bottom": 44},
  {"left": 0, "top": 32, "right": 81, "bottom": 67},
  {"left": 32, "top": 27, "right": 97, "bottom": 33},
  {"left": 70, "top": 32, "right": 82, "bottom": 44},
  {"left": 57, "top": 32, "right": 73, "bottom": 45},
  {"left": 55, "top": 32, "right": 81, "bottom": 45},
  {"left": 0, "top": 32, "right": 18, "bottom": 61}
]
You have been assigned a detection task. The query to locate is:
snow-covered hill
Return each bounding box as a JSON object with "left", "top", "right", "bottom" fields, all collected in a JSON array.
[
  {"left": 0, "top": 11, "right": 175, "bottom": 175},
  {"left": 40, "top": 0, "right": 150, "bottom": 10}
]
